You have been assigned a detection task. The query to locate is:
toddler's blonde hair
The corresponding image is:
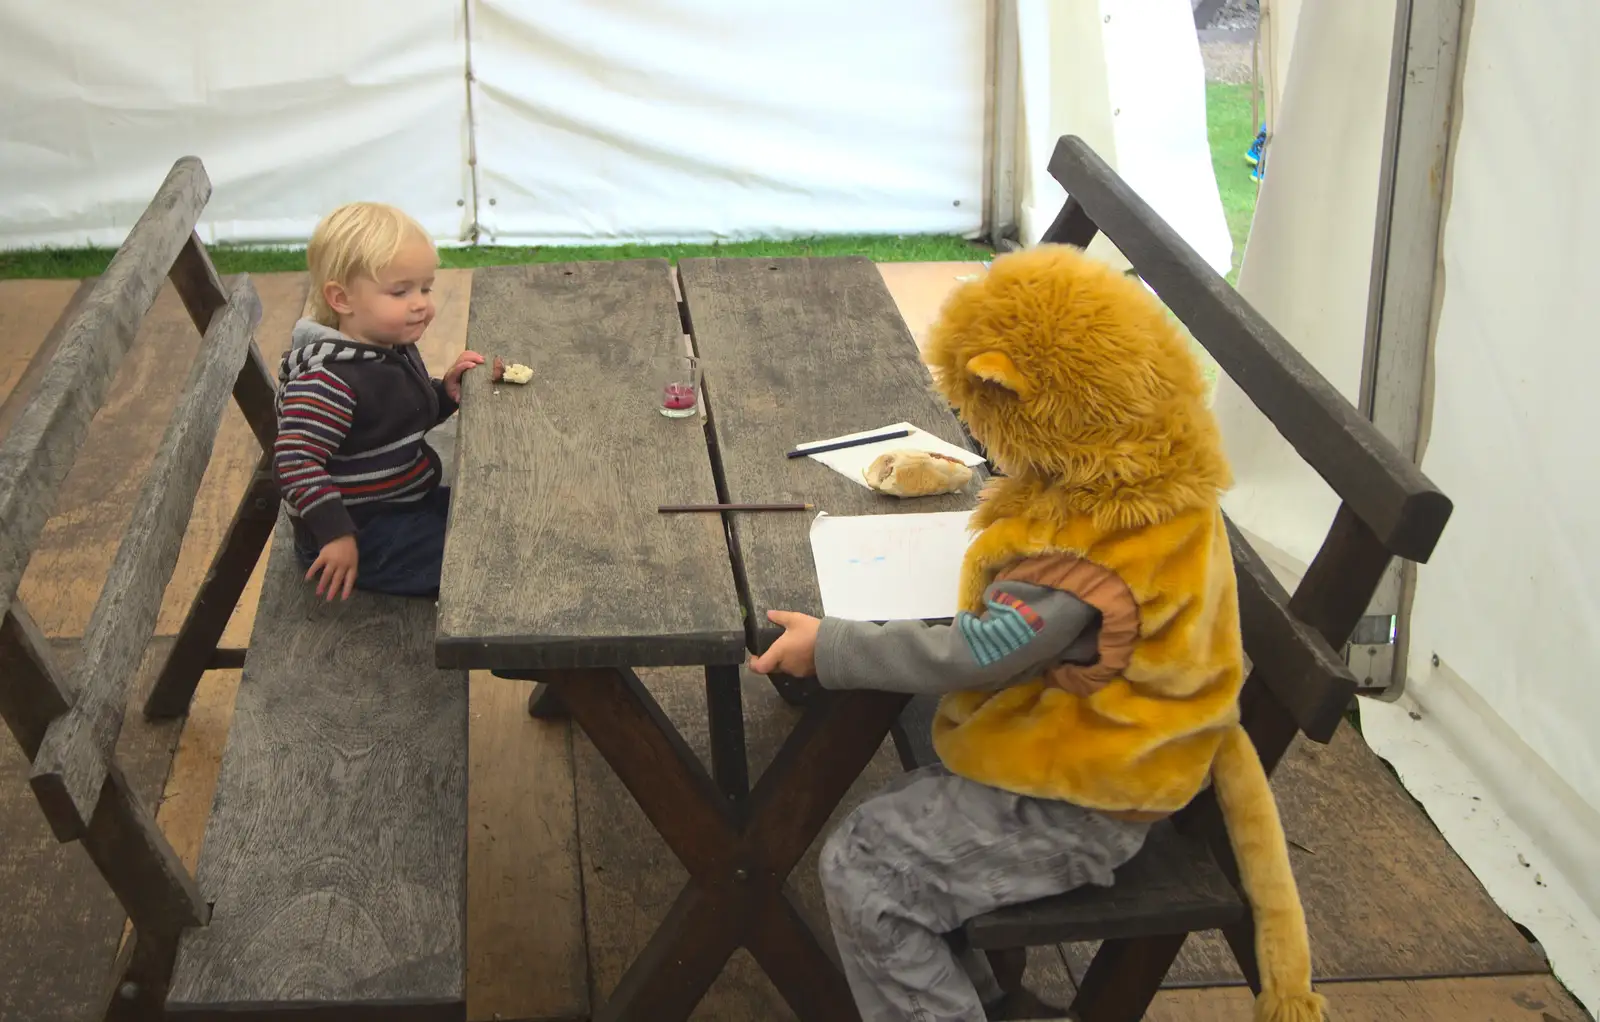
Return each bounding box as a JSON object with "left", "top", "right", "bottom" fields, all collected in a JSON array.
[{"left": 306, "top": 202, "right": 436, "bottom": 327}]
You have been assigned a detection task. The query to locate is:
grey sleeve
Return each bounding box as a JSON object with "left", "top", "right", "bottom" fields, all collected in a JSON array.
[{"left": 813, "top": 581, "right": 1101, "bottom": 695}]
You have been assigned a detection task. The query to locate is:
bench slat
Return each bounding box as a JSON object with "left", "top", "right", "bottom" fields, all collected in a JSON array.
[
  {"left": 0, "top": 606, "right": 207, "bottom": 938},
  {"left": 167, "top": 236, "right": 280, "bottom": 452},
  {"left": 891, "top": 696, "right": 1244, "bottom": 948},
  {"left": 962, "top": 821, "right": 1243, "bottom": 948},
  {"left": 168, "top": 232, "right": 229, "bottom": 334},
  {"left": 1047, "top": 135, "right": 1453, "bottom": 563},
  {"left": 1229, "top": 517, "right": 1358, "bottom": 743},
  {"left": 166, "top": 520, "right": 468, "bottom": 1020},
  {"left": 28, "top": 276, "right": 263, "bottom": 840},
  {"left": 0, "top": 157, "right": 212, "bottom": 627},
  {"left": 891, "top": 692, "right": 1244, "bottom": 951}
]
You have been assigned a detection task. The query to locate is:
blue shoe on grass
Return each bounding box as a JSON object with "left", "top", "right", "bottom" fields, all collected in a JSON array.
[{"left": 1245, "top": 125, "right": 1266, "bottom": 167}]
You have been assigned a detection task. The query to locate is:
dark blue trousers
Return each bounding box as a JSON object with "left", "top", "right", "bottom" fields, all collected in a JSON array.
[{"left": 296, "top": 487, "right": 451, "bottom": 599}]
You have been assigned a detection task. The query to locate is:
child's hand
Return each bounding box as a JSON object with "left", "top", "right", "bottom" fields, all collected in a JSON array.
[
  {"left": 749, "top": 610, "right": 821, "bottom": 678},
  {"left": 443, "top": 350, "right": 487, "bottom": 401},
  {"left": 307, "top": 534, "right": 359, "bottom": 601}
]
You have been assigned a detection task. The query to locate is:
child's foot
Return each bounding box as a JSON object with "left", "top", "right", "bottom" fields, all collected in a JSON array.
[
  {"left": 1250, "top": 155, "right": 1266, "bottom": 183},
  {"left": 1245, "top": 125, "right": 1266, "bottom": 167}
]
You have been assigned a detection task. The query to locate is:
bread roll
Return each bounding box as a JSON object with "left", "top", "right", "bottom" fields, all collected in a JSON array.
[{"left": 863, "top": 449, "right": 973, "bottom": 498}]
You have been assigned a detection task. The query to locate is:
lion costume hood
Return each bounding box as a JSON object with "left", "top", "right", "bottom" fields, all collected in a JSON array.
[{"left": 923, "top": 245, "right": 1324, "bottom": 1021}]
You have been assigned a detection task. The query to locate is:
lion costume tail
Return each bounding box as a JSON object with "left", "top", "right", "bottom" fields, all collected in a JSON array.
[{"left": 1212, "top": 725, "right": 1328, "bottom": 1022}]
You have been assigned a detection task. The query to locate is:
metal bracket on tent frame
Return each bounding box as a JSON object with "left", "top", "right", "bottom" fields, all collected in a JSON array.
[
  {"left": 1349, "top": 613, "right": 1397, "bottom": 695},
  {"left": 1353, "top": 0, "right": 1466, "bottom": 698}
]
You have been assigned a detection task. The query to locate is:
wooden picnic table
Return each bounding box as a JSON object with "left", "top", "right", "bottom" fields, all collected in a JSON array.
[{"left": 435, "top": 256, "right": 983, "bottom": 1022}]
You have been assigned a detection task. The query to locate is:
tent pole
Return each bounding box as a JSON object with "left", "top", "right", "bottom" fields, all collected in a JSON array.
[
  {"left": 461, "top": 0, "right": 484, "bottom": 244},
  {"left": 985, "top": 0, "right": 1020, "bottom": 250},
  {"left": 1351, "top": 0, "right": 1467, "bottom": 697}
]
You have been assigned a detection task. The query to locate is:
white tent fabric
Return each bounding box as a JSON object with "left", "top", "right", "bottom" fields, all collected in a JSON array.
[
  {"left": 1218, "top": 0, "right": 1600, "bottom": 1010},
  {"left": 1210, "top": 0, "right": 1396, "bottom": 570},
  {"left": 1015, "top": 0, "right": 1233, "bottom": 277},
  {"left": 1367, "top": 0, "right": 1600, "bottom": 1005},
  {"left": 1404, "top": 0, "right": 1600, "bottom": 838},
  {"left": 1258, "top": 0, "right": 1300, "bottom": 141},
  {"left": 0, "top": 0, "right": 1227, "bottom": 258},
  {"left": 0, "top": 0, "right": 987, "bottom": 249},
  {"left": 469, "top": 0, "right": 986, "bottom": 245},
  {"left": 0, "top": 0, "right": 472, "bottom": 248}
]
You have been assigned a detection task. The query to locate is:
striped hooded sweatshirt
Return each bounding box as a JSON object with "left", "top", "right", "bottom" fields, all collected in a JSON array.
[{"left": 274, "top": 319, "right": 458, "bottom": 550}]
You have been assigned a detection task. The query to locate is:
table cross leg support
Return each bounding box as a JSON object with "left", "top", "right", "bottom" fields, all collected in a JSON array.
[
  {"left": 546, "top": 667, "right": 908, "bottom": 1022},
  {"left": 768, "top": 673, "right": 817, "bottom": 707},
  {"left": 526, "top": 682, "right": 567, "bottom": 719},
  {"left": 703, "top": 664, "right": 748, "bottom": 807}
]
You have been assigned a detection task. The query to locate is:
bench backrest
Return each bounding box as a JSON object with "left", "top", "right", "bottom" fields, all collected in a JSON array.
[
  {"left": 0, "top": 158, "right": 277, "bottom": 982},
  {"left": 1038, "top": 134, "right": 1455, "bottom": 991},
  {"left": 1041, "top": 135, "right": 1452, "bottom": 776}
]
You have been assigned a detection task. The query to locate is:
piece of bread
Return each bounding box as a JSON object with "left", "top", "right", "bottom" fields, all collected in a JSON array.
[
  {"left": 863, "top": 449, "right": 973, "bottom": 498},
  {"left": 492, "top": 356, "right": 533, "bottom": 385}
]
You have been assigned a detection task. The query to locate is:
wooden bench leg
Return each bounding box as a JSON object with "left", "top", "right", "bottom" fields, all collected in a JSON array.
[
  {"left": 143, "top": 468, "right": 277, "bottom": 719},
  {"left": 3, "top": 606, "right": 207, "bottom": 1020},
  {"left": 546, "top": 667, "right": 905, "bottom": 1022},
  {"left": 985, "top": 947, "right": 1027, "bottom": 998},
  {"left": 100, "top": 926, "right": 180, "bottom": 1022},
  {"left": 1069, "top": 933, "right": 1187, "bottom": 1022},
  {"left": 704, "top": 664, "right": 748, "bottom": 808}
]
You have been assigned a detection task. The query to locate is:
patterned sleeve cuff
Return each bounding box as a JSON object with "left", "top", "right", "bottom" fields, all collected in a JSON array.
[{"left": 302, "top": 499, "right": 357, "bottom": 548}]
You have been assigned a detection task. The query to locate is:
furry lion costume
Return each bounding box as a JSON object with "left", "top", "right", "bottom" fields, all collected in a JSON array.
[{"left": 923, "top": 244, "right": 1324, "bottom": 1021}]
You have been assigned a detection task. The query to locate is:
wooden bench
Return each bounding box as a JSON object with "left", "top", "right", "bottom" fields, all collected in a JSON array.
[
  {"left": 0, "top": 157, "right": 468, "bottom": 1022},
  {"left": 163, "top": 511, "right": 469, "bottom": 1020},
  {"left": 888, "top": 135, "right": 1455, "bottom": 1022}
]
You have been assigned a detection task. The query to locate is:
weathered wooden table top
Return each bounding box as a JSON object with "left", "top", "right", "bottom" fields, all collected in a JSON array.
[
  {"left": 436, "top": 256, "right": 978, "bottom": 669},
  {"left": 435, "top": 260, "right": 744, "bottom": 671},
  {"left": 678, "top": 256, "right": 979, "bottom": 653}
]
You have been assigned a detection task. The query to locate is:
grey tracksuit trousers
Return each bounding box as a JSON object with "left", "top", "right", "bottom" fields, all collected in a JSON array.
[{"left": 818, "top": 764, "right": 1150, "bottom": 1022}]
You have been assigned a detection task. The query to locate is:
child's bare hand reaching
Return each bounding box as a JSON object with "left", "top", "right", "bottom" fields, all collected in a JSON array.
[
  {"left": 307, "top": 534, "right": 359, "bottom": 601},
  {"left": 749, "top": 610, "right": 821, "bottom": 677},
  {"left": 442, "top": 350, "right": 487, "bottom": 401}
]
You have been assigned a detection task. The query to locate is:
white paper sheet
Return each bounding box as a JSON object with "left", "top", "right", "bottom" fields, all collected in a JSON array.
[
  {"left": 808, "top": 511, "right": 975, "bottom": 621},
  {"left": 796, "top": 421, "right": 987, "bottom": 489}
]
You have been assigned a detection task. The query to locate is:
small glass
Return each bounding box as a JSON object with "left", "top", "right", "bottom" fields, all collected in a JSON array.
[{"left": 660, "top": 354, "right": 701, "bottom": 419}]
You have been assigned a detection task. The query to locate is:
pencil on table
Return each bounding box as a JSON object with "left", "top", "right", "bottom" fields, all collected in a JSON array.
[
  {"left": 658, "top": 502, "right": 815, "bottom": 513},
  {"left": 786, "top": 428, "right": 911, "bottom": 459}
]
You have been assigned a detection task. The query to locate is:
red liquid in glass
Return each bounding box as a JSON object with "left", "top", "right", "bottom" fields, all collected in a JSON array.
[{"left": 662, "top": 383, "right": 696, "bottom": 410}]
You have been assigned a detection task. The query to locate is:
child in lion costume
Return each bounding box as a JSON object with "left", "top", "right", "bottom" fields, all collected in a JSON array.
[{"left": 750, "top": 244, "right": 1323, "bottom": 1022}]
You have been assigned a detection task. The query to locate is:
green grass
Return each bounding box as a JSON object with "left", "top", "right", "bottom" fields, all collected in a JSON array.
[
  {"left": 1, "top": 86, "right": 1258, "bottom": 281},
  {"left": 0, "top": 233, "right": 988, "bottom": 281},
  {"left": 1205, "top": 81, "right": 1262, "bottom": 281}
]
